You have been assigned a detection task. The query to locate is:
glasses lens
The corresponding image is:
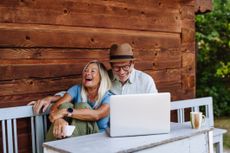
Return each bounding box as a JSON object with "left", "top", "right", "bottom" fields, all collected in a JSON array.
[{"left": 112, "top": 64, "right": 130, "bottom": 72}]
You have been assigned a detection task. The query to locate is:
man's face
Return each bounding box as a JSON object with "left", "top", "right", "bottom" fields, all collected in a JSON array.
[{"left": 111, "top": 61, "right": 133, "bottom": 84}]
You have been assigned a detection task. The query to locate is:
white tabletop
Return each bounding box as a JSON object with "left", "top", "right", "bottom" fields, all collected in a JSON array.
[{"left": 43, "top": 123, "right": 212, "bottom": 153}]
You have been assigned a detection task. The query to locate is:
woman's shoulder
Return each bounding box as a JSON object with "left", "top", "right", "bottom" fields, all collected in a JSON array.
[
  {"left": 106, "top": 90, "right": 115, "bottom": 96},
  {"left": 101, "top": 90, "right": 114, "bottom": 101},
  {"left": 67, "top": 84, "right": 82, "bottom": 92}
]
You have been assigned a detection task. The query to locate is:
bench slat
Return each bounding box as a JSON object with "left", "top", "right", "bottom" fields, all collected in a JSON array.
[
  {"left": 36, "top": 116, "right": 45, "bottom": 153},
  {"left": 0, "top": 105, "right": 49, "bottom": 120},
  {"left": 7, "top": 119, "right": 13, "bottom": 153},
  {"left": 2, "top": 120, "right": 7, "bottom": 153},
  {"left": 31, "top": 117, "right": 36, "bottom": 153},
  {"left": 13, "top": 119, "right": 18, "bottom": 153}
]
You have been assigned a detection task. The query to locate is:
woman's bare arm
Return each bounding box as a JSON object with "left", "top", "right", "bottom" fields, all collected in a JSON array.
[
  {"left": 50, "top": 93, "right": 72, "bottom": 113},
  {"left": 49, "top": 103, "right": 109, "bottom": 122},
  {"left": 71, "top": 104, "right": 109, "bottom": 121}
]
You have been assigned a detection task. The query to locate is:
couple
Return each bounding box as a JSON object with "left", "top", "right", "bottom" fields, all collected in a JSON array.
[{"left": 29, "top": 43, "right": 158, "bottom": 141}]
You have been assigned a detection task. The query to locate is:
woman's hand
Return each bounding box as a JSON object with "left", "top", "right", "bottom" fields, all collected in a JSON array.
[
  {"left": 53, "top": 118, "right": 68, "bottom": 139},
  {"left": 49, "top": 109, "right": 67, "bottom": 123}
]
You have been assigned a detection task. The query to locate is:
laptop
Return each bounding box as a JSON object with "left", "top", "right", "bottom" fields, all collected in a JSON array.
[{"left": 108, "top": 93, "right": 171, "bottom": 137}]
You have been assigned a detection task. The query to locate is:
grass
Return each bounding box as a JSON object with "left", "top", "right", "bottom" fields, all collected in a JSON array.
[{"left": 214, "top": 117, "right": 230, "bottom": 149}]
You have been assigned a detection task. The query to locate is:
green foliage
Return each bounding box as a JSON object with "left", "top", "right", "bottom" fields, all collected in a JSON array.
[{"left": 196, "top": 0, "right": 230, "bottom": 117}]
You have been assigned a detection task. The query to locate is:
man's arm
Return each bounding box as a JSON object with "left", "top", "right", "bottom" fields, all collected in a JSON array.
[{"left": 28, "top": 94, "right": 64, "bottom": 114}]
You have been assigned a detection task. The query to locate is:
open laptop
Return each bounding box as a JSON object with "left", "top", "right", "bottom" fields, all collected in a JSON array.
[{"left": 108, "top": 93, "right": 171, "bottom": 137}]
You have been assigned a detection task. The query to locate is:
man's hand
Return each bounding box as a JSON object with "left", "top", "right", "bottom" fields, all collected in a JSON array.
[
  {"left": 53, "top": 118, "right": 68, "bottom": 139},
  {"left": 28, "top": 96, "right": 53, "bottom": 114},
  {"left": 49, "top": 109, "right": 68, "bottom": 123},
  {"left": 50, "top": 103, "right": 59, "bottom": 113},
  {"left": 28, "top": 95, "right": 62, "bottom": 114}
]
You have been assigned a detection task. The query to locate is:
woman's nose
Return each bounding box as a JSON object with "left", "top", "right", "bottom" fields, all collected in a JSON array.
[{"left": 84, "top": 71, "right": 91, "bottom": 76}]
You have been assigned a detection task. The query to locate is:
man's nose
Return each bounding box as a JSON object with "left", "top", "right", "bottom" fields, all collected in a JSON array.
[{"left": 118, "top": 68, "right": 126, "bottom": 74}]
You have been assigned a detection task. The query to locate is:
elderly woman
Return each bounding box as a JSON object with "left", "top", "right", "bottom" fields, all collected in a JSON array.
[{"left": 46, "top": 60, "right": 112, "bottom": 141}]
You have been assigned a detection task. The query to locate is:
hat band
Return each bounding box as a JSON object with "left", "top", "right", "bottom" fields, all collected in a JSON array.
[{"left": 110, "top": 55, "right": 134, "bottom": 60}]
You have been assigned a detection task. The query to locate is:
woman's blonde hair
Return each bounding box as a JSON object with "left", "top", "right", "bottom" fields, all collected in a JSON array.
[{"left": 81, "top": 60, "right": 112, "bottom": 108}]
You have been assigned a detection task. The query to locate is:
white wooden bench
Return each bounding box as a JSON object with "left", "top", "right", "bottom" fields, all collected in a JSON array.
[
  {"left": 0, "top": 97, "right": 227, "bottom": 153},
  {"left": 171, "top": 97, "right": 227, "bottom": 153},
  {"left": 0, "top": 105, "right": 49, "bottom": 153}
]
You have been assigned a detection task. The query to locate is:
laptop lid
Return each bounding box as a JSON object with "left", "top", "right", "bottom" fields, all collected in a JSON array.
[{"left": 109, "top": 93, "right": 171, "bottom": 137}]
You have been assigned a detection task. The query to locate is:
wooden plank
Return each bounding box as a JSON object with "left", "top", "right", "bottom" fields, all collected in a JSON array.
[
  {"left": 180, "top": 5, "right": 195, "bottom": 20},
  {"left": 181, "top": 19, "right": 195, "bottom": 29},
  {"left": 146, "top": 69, "right": 181, "bottom": 84},
  {"left": 175, "top": 87, "right": 195, "bottom": 100},
  {"left": 0, "top": 48, "right": 108, "bottom": 59},
  {"left": 195, "top": 0, "right": 212, "bottom": 13},
  {"left": 0, "top": 77, "right": 81, "bottom": 96},
  {"left": 0, "top": 23, "right": 181, "bottom": 48},
  {"left": 0, "top": 48, "right": 181, "bottom": 80},
  {"left": 0, "top": 62, "right": 88, "bottom": 81},
  {"left": 181, "top": 42, "right": 195, "bottom": 53},
  {"left": 0, "top": 68, "right": 182, "bottom": 97},
  {"left": 181, "top": 28, "right": 195, "bottom": 43},
  {"left": 182, "top": 74, "right": 195, "bottom": 89},
  {"left": 135, "top": 48, "right": 181, "bottom": 70},
  {"left": 182, "top": 52, "right": 195, "bottom": 75},
  {"left": 0, "top": 0, "right": 181, "bottom": 33},
  {"left": 179, "top": 0, "right": 195, "bottom": 6},
  {"left": 147, "top": 69, "right": 183, "bottom": 100},
  {"left": 0, "top": 92, "right": 57, "bottom": 108}
]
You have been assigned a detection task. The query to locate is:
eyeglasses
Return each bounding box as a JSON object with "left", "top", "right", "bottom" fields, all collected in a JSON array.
[{"left": 112, "top": 64, "right": 131, "bottom": 72}]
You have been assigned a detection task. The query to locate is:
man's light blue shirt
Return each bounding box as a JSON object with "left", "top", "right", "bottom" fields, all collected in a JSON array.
[{"left": 110, "top": 68, "right": 158, "bottom": 95}]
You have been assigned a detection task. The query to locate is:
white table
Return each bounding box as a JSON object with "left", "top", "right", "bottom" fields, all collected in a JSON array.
[{"left": 43, "top": 123, "right": 213, "bottom": 153}]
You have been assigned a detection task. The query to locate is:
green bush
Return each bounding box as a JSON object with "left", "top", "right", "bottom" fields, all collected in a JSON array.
[{"left": 196, "top": 0, "right": 230, "bottom": 117}]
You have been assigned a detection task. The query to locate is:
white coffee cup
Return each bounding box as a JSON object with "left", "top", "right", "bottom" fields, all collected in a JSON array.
[
  {"left": 63, "top": 125, "right": 75, "bottom": 137},
  {"left": 190, "top": 112, "right": 206, "bottom": 129}
]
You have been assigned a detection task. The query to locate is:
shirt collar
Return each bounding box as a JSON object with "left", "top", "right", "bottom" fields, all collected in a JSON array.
[{"left": 128, "top": 68, "right": 135, "bottom": 84}]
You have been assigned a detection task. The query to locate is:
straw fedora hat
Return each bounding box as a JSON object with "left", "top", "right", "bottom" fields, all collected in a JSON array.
[{"left": 109, "top": 43, "right": 136, "bottom": 62}]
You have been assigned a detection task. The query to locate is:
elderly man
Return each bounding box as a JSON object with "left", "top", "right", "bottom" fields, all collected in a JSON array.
[{"left": 29, "top": 43, "right": 158, "bottom": 114}]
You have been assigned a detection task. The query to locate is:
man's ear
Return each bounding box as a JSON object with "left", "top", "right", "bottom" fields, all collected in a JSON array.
[{"left": 131, "top": 61, "right": 135, "bottom": 66}]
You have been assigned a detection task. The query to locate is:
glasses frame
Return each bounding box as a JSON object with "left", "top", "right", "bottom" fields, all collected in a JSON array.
[{"left": 112, "top": 63, "right": 132, "bottom": 72}]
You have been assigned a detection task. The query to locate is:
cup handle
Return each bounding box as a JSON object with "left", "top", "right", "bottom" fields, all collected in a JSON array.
[{"left": 202, "top": 115, "right": 206, "bottom": 125}]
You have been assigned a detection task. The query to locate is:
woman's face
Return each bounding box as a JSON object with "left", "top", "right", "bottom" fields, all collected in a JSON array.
[{"left": 82, "top": 63, "right": 100, "bottom": 89}]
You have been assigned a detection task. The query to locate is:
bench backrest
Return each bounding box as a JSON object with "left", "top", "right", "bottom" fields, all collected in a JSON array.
[
  {"left": 171, "top": 97, "right": 214, "bottom": 127},
  {"left": 0, "top": 105, "right": 49, "bottom": 153}
]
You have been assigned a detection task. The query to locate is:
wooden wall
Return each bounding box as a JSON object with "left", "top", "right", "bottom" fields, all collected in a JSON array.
[{"left": 0, "top": 0, "right": 196, "bottom": 152}]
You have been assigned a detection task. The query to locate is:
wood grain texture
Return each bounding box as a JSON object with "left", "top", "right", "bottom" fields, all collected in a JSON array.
[
  {"left": 0, "top": 92, "right": 57, "bottom": 108},
  {"left": 0, "top": 1, "right": 199, "bottom": 152},
  {"left": 0, "top": 77, "right": 81, "bottom": 96},
  {"left": 0, "top": 0, "right": 197, "bottom": 105},
  {"left": 0, "top": 48, "right": 109, "bottom": 59},
  {"left": 195, "top": 0, "right": 212, "bottom": 13},
  {"left": 0, "top": 0, "right": 181, "bottom": 33},
  {"left": 0, "top": 48, "right": 181, "bottom": 80},
  {"left": 0, "top": 23, "right": 180, "bottom": 48}
]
